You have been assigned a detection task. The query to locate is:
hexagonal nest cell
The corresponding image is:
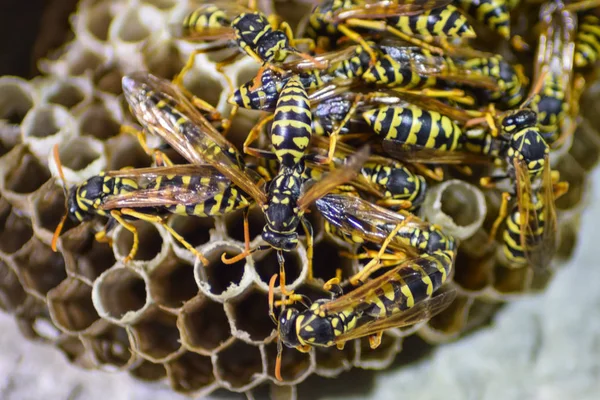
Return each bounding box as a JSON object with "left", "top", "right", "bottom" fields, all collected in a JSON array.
[{"left": 1, "top": 0, "right": 599, "bottom": 399}]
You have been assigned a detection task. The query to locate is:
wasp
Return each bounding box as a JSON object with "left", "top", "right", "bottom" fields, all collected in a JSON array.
[
  {"left": 454, "top": 0, "right": 511, "bottom": 39},
  {"left": 270, "top": 271, "right": 456, "bottom": 380},
  {"left": 122, "top": 72, "right": 369, "bottom": 282},
  {"left": 574, "top": 10, "right": 600, "bottom": 68},
  {"left": 524, "top": 1, "right": 580, "bottom": 147},
  {"left": 306, "top": 0, "right": 476, "bottom": 61},
  {"left": 171, "top": 1, "right": 320, "bottom": 86},
  {"left": 483, "top": 109, "right": 567, "bottom": 271},
  {"left": 50, "top": 143, "right": 257, "bottom": 265}
]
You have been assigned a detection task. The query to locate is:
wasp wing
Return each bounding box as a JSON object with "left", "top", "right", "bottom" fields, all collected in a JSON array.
[
  {"left": 319, "top": 257, "right": 425, "bottom": 314},
  {"left": 333, "top": 290, "right": 456, "bottom": 343},
  {"left": 514, "top": 156, "right": 557, "bottom": 271},
  {"left": 122, "top": 73, "right": 267, "bottom": 206},
  {"left": 297, "top": 146, "right": 371, "bottom": 211},
  {"left": 169, "top": 1, "right": 250, "bottom": 41},
  {"left": 316, "top": 193, "right": 427, "bottom": 257},
  {"left": 331, "top": 0, "right": 454, "bottom": 22},
  {"left": 382, "top": 141, "right": 493, "bottom": 164}
]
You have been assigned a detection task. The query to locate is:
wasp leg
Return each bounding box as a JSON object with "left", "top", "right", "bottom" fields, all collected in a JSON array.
[
  {"left": 400, "top": 88, "right": 473, "bottom": 105},
  {"left": 121, "top": 125, "right": 174, "bottom": 167},
  {"left": 320, "top": 95, "right": 363, "bottom": 164},
  {"left": 301, "top": 217, "right": 315, "bottom": 281},
  {"left": 336, "top": 341, "right": 346, "bottom": 350},
  {"left": 119, "top": 209, "right": 210, "bottom": 266},
  {"left": 368, "top": 331, "right": 383, "bottom": 349},
  {"left": 344, "top": 19, "right": 444, "bottom": 56},
  {"left": 94, "top": 229, "right": 113, "bottom": 247},
  {"left": 109, "top": 210, "right": 139, "bottom": 263},
  {"left": 323, "top": 268, "right": 343, "bottom": 292},
  {"left": 244, "top": 113, "right": 275, "bottom": 157},
  {"left": 336, "top": 24, "right": 379, "bottom": 64},
  {"left": 376, "top": 198, "right": 413, "bottom": 210},
  {"left": 480, "top": 174, "right": 507, "bottom": 188},
  {"left": 488, "top": 192, "right": 511, "bottom": 244},
  {"left": 413, "top": 163, "right": 444, "bottom": 181},
  {"left": 350, "top": 223, "right": 406, "bottom": 285}
]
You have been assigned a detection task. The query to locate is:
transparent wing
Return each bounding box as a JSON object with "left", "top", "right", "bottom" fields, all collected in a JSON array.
[
  {"left": 382, "top": 141, "right": 494, "bottom": 164},
  {"left": 514, "top": 156, "right": 557, "bottom": 271},
  {"left": 333, "top": 290, "right": 456, "bottom": 343},
  {"left": 169, "top": 1, "right": 249, "bottom": 41},
  {"left": 320, "top": 257, "right": 425, "bottom": 313},
  {"left": 101, "top": 165, "right": 234, "bottom": 210},
  {"left": 297, "top": 146, "right": 371, "bottom": 211},
  {"left": 315, "top": 193, "right": 429, "bottom": 256},
  {"left": 331, "top": 0, "right": 454, "bottom": 21},
  {"left": 122, "top": 72, "right": 267, "bottom": 206}
]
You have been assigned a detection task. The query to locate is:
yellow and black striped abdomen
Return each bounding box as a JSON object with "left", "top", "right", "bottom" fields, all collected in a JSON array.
[
  {"left": 362, "top": 54, "right": 437, "bottom": 89},
  {"left": 182, "top": 5, "right": 229, "bottom": 36},
  {"left": 507, "top": 126, "right": 549, "bottom": 179},
  {"left": 362, "top": 250, "right": 454, "bottom": 317},
  {"left": 271, "top": 76, "right": 312, "bottom": 168},
  {"left": 363, "top": 105, "right": 463, "bottom": 152},
  {"left": 388, "top": 5, "right": 476, "bottom": 40},
  {"left": 502, "top": 199, "right": 545, "bottom": 266},
  {"left": 361, "top": 162, "right": 427, "bottom": 210},
  {"left": 575, "top": 13, "right": 600, "bottom": 68},
  {"left": 455, "top": 0, "right": 511, "bottom": 39},
  {"left": 529, "top": 75, "right": 567, "bottom": 145}
]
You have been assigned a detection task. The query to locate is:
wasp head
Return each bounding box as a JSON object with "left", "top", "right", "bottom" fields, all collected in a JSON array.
[
  {"left": 279, "top": 308, "right": 301, "bottom": 348},
  {"left": 501, "top": 109, "right": 537, "bottom": 133}
]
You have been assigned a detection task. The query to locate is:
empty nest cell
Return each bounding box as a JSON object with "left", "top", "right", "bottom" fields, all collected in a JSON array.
[
  {"left": 354, "top": 333, "right": 401, "bottom": 370},
  {"left": 83, "top": 324, "right": 135, "bottom": 369},
  {"left": 168, "top": 215, "right": 214, "bottom": 255},
  {"left": 178, "top": 295, "right": 233, "bottom": 355},
  {"left": 253, "top": 248, "right": 305, "bottom": 292},
  {"left": 113, "top": 220, "right": 167, "bottom": 263},
  {"left": 0, "top": 259, "right": 27, "bottom": 313},
  {"left": 0, "top": 77, "right": 34, "bottom": 126},
  {"left": 265, "top": 342, "right": 313, "bottom": 384},
  {"left": 13, "top": 238, "right": 67, "bottom": 298},
  {"left": 129, "top": 360, "right": 167, "bottom": 382},
  {"left": 104, "top": 133, "right": 153, "bottom": 170},
  {"left": 2, "top": 146, "right": 51, "bottom": 197},
  {"left": 92, "top": 267, "right": 150, "bottom": 324},
  {"left": 147, "top": 252, "right": 197, "bottom": 309},
  {"left": 42, "top": 78, "right": 90, "bottom": 110},
  {"left": 78, "top": 102, "right": 122, "bottom": 140},
  {"left": 166, "top": 351, "right": 216, "bottom": 394},
  {"left": 226, "top": 288, "right": 276, "bottom": 344},
  {"left": 0, "top": 200, "right": 33, "bottom": 254},
  {"left": 127, "top": 308, "right": 183, "bottom": 363},
  {"left": 214, "top": 340, "right": 265, "bottom": 391},
  {"left": 47, "top": 277, "right": 101, "bottom": 334}
]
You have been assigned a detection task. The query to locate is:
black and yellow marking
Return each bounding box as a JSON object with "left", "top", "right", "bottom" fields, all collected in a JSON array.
[
  {"left": 271, "top": 75, "right": 313, "bottom": 168},
  {"left": 455, "top": 0, "right": 511, "bottom": 39},
  {"left": 502, "top": 196, "right": 546, "bottom": 266},
  {"left": 388, "top": 4, "right": 476, "bottom": 40},
  {"left": 361, "top": 161, "right": 427, "bottom": 211},
  {"left": 528, "top": 74, "right": 569, "bottom": 145},
  {"left": 575, "top": 13, "right": 600, "bottom": 68},
  {"left": 363, "top": 105, "right": 463, "bottom": 152},
  {"left": 181, "top": 5, "right": 230, "bottom": 37},
  {"left": 232, "top": 12, "right": 293, "bottom": 63}
]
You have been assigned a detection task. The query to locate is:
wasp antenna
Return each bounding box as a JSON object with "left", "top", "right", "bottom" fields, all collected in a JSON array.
[
  {"left": 51, "top": 144, "right": 70, "bottom": 252},
  {"left": 521, "top": 67, "right": 549, "bottom": 110}
]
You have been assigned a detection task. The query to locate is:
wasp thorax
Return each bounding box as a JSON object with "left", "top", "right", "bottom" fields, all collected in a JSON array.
[
  {"left": 70, "top": 176, "right": 106, "bottom": 221},
  {"left": 502, "top": 109, "right": 538, "bottom": 131},
  {"left": 262, "top": 224, "right": 299, "bottom": 251}
]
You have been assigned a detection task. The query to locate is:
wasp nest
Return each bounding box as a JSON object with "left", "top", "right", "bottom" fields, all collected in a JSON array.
[{"left": 1, "top": 0, "right": 599, "bottom": 398}]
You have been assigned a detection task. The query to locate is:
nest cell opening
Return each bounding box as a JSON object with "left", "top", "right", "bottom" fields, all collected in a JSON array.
[
  {"left": 128, "top": 309, "right": 182, "bottom": 362},
  {"left": 493, "top": 264, "right": 532, "bottom": 294},
  {"left": 425, "top": 293, "right": 470, "bottom": 335},
  {"left": 13, "top": 239, "right": 67, "bottom": 297},
  {"left": 0, "top": 80, "right": 33, "bottom": 125},
  {"left": 452, "top": 251, "right": 494, "bottom": 292},
  {"left": 315, "top": 345, "right": 355, "bottom": 375},
  {"left": 148, "top": 256, "right": 198, "bottom": 309},
  {"left": 228, "top": 289, "right": 275, "bottom": 343},
  {"left": 115, "top": 8, "right": 151, "bottom": 43},
  {"left": 61, "top": 223, "right": 115, "bottom": 282},
  {"left": 178, "top": 296, "right": 232, "bottom": 353},
  {"left": 105, "top": 134, "right": 152, "bottom": 170},
  {"left": 438, "top": 181, "right": 483, "bottom": 228},
  {"left": 68, "top": 50, "right": 105, "bottom": 76},
  {"left": 79, "top": 104, "right": 121, "bottom": 140},
  {"left": 47, "top": 278, "right": 99, "bottom": 333},
  {"left": 114, "top": 220, "right": 164, "bottom": 262},
  {"left": 254, "top": 249, "right": 302, "bottom": 289},
  {"left": 356, "top": 333, "right": 399, "bottom": 367},
  {"left": 32, "top": 181, "right": 75, "bottom": 235},
  {"left": 225, "top": 208, "right": 265, "bottom": 244},
  {"left": 5, "top": 150, "right": 51, "bottom": 194},
  {"left": 46, "top": 82, "right": 86, "bottom": 109},
  {"left": 168, "top": 215, "right": 214, "bottom": 251},
  {"left": 23, "top": 106, "right": 65, "bottom": 139},
  {"left": 215, "top": 340, "right": 264, "bottom": 390},
  {"left": 86, "top": 2, "right": 113, "bottom": 42},
  {"left": 93, "top": 66, "right": 124, "bottom": 95},
  {"left": 56, "top": 336, "right": 89, "bottom": 366},
  {"left": 0, "top": 204, "right": 34, "bottom": 254},
  {"left": 166, "top": 352, "right": 215, "bottom": 393},
  {"left": 0, "top": 259, "right": 27, "bottom": 312},
  {"left": 130, "top": 360, "right": 167, "bottom": 382},
  {"left": 266, "top": 342, "right": 312, "bottom": 383},
  {"left": 86, "top": 325, "right": 133, "bottom": 368},
  {"left": 94, "top": 268, "right": 148, "bottom": 321},
  {"left": 198, "top": 245, "right": 247, "bottom": 296},
  {"left": 310, "top": 239, "right": 355, "bottom": 283},
  {"left": 56, "top": 137, "right": 102, "bottom": 172},
  {"left": 180, "top": 68, "right": 224, "bottom": 109}
]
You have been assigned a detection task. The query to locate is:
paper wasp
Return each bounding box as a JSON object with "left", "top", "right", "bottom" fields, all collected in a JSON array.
[
  {"left": 306, "top": 0, "right": 476, "bottom": 60},
  {"left": 122, "top": 72, "right": 369, "bottom": 282}
]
